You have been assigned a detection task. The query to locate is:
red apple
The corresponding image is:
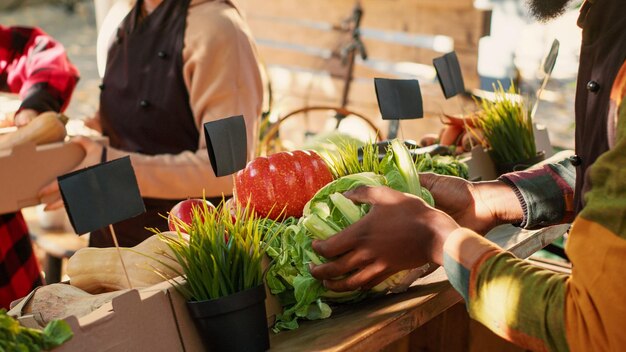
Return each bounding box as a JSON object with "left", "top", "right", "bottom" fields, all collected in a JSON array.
[{"left": 168, "top": 199, "right": 215, "bottom": 232}]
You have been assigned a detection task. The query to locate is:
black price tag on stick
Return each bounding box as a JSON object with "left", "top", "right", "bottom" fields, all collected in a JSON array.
[
  {"left": 204, "top": 115, "right": 248, "bottom": 177},
  {"left": 433, "top": 51, "right": 466, "bottom": 99},
  {"left": 374, "top": 78, "right": 424, "bottom": 120},
  {"left": 59, "top": 156, "right": 145, "bottom": 235}
]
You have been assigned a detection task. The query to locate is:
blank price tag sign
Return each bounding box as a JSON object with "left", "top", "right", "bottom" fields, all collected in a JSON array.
[
  {"left": 59, "top": 156, "right": 145, "bottom": 235},
  {"left": 374, "top": 78, "right": 424, "bottom": 120},
  {"left": 204, "top": 115, "right": 248, "bottom": 177},
  {"left": 433, "top": 51, "right": 466, "bottom": 99}
]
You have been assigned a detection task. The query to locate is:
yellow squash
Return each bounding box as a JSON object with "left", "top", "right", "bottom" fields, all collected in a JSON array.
[
  {"left": 67, "top": 233, "right": 184, "bottom": 294},
  {"left": 0, "top": 111, "right": 68, "bottom": 151}
]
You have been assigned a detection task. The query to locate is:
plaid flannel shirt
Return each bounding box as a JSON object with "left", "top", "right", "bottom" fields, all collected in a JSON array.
[
  {"left": 0, "top": 25, "right": 79, "bottom": 113},
  {"left": 0, "top": 212, "right": 42, "bottom": 309}
]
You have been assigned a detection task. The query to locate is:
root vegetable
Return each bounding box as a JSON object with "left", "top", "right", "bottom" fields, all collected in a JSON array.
[
  {"left": 438, "top": 124, "right": 464, "bottom": 146},
  {"left": 418, "top": 133, "right": 439, "bottom": 147},
  {"left": 0, "top": 112, "right": 67, "bottom": 151},
  {"left": 8, "top": 284, "right": 128, "bottom": 328}
]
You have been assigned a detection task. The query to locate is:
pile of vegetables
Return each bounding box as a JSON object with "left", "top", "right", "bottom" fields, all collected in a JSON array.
[
  {"left": 235, "top": 138, "right": 468, "bottom": 222},
  {"left": 323, "top": 139, "right": 468, "bottom": 180},
  {"left": 0, "top": 309, "right": 73, "bottom": 351},
  {"left": 265, "top": 140, "right": 435, "bottom": 331},
  {"left": 156, "top": 138, "right": 469, "bottom": 332}
]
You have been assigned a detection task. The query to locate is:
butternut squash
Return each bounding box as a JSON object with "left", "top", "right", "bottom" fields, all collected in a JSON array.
[
  {"left": 0, "top": 111, "right": 68, "bottom": 151},
  {"left": 67, "top": 232, "right": 185, "bottom": 294}
]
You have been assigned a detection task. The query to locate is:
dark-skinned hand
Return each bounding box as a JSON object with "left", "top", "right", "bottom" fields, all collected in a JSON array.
[
  {"left": 310, "top": 185, "right": 459, "bottom": 292},
  {"left": 419, "top": 173, "right": 523, "bottom": 234}
]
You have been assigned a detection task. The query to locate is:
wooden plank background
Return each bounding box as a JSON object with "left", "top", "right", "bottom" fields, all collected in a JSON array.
[{"left": 238, "top": 0, "right": 491, "bottom": 145}]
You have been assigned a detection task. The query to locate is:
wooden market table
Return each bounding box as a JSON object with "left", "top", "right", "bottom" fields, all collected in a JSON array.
[{"left": 269, "top": 224, "right": 570, "bottom": 351}]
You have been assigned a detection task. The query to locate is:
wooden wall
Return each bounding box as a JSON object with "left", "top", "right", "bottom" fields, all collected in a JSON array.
[{"left": 239, "top": 0, "right": 491, "bottom": 144}]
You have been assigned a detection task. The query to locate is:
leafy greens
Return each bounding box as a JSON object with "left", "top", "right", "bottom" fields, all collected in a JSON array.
[{"left": 266, "top": 140, "right": 435, "bottom": 332}]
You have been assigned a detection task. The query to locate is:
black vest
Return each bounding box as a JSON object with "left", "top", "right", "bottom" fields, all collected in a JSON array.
[
  {"left": 100, "top": 0, "right": 197, "bottom": 154},
  {"left": 574, "top": 0, "right": 626, "bottom": 212}
]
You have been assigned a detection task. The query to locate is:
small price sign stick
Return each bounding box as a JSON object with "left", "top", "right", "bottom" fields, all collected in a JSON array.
[
  {"left": 108, "top": 224, "right": 132, "bottom": 289},
  {"left": 58, "top": 156, "right": 146, "bottom": 289},
  {"left": 530, "top": 39, "right": 560, "bottom": 122}
]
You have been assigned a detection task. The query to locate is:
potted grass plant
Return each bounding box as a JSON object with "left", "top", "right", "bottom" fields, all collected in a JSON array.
[
  {"left": 476, "top": 82, "right": 544, "bottom": 174},
  {"left": 160, "top": 200, "right": 281, "bottom": 352}
]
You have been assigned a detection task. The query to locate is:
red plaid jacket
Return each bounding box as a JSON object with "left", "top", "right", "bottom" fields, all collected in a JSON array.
[
  {"left": 0, "top": 212, "right": 42, "bottom": 309},
  {"left": 1, "top": 25, "right": 79, "bottom": 113}
]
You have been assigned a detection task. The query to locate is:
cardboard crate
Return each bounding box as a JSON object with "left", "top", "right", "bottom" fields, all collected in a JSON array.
[
  {"left": 0, "top": 141, "right": 84, "bottom": 214},
  {"left": 11, "top": 280, "right": 282, "bottom": 351}
]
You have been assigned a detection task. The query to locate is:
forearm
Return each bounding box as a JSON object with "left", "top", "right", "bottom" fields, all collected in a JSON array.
[
  {"left": 106, "top": 147, "right": 233, "bottom": 199},
  {"left": 443, "top": 228, "right": 569, "bottom": 352},
  {"left": 473, "top": 180, "right": 524, "bottom": 227},
  {"left": 18, "top": 83, "right": 63, "bottom": 113}
]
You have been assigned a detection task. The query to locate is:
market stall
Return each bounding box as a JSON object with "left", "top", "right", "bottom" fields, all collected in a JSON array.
[{"left": 1, "top": 1, "right": 582, "bottom": 350}]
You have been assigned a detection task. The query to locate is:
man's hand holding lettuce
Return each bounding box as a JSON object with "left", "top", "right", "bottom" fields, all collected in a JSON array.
[
  {"left": 310, "top": 185, "right": 459, "bottom": 292},
  {"left": 266, "top": 140, "right": 443, "bottom": 331}
]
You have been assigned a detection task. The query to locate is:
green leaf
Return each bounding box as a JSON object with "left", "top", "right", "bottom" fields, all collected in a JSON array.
[
  {"left": 330, "top": 192, "right": 364, "bottom": 226},
  {"left": 390, "top": 139, "right": 422, "bottom": 196},
  {"left": 302, "top": 213, "right": 339, "bottom": 240},
  {"left": 292, "top": 275, "right": 325, "bottom": 318},
  {"left": 42, "top": 320, "right": 74, "bottom": 349},
  {"left": 305, "top": 300, "right": 332, "bottom": 320},
  {"left": 0, "top": 310, "right": 73, "bottom": 351}
]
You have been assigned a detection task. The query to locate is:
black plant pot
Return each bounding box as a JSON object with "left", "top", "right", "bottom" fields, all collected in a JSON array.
[
  {"left": 494, "top": 150, "right": 546, "bottom": 175},
  {"left": 186, "top": 284, "right": 269, "bottom": 352}
]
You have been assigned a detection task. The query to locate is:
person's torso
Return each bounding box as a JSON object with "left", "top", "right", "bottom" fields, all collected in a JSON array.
[
  {"left": 99, "top": 0, "right": 199, "bottom": 155},
  {"left": 93, "top": 0, "right": 198, "bottom": 246}
]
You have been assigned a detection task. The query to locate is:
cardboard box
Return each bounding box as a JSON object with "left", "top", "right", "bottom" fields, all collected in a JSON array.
[
  {"left": 10, "top": 280, "right": 281, "bottom": 352},
  {"left": 0, "top": 141, "right": 85, "bottom": 214},
  {"left": 56, "top": 287, "right": 188, "bottom": 352}
]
